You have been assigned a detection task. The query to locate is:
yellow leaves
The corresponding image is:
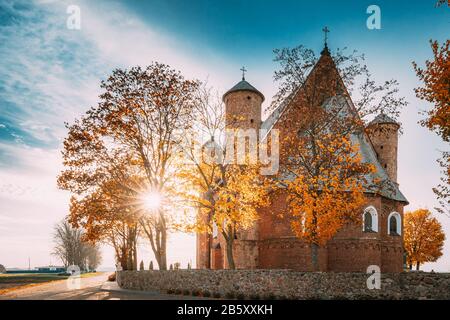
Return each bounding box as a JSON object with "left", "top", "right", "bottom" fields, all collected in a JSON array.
[
  {"left": 414, "top": 40, "right": 450, "bottom": 142},
  {"left": 285, "top": 132, "right": 369, "bottom": 245},
  {"left": 404, "top": 209, "right": 446, "bottom": 267},
  {"left": 176, "top": 139, "right": 272, "bottom": 237}
]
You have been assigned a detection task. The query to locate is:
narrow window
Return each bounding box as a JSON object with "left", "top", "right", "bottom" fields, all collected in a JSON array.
[
  {"left": 390, "top": 216, "right": 398, "bottom": 235},
  {"left": 363, "top": 206, "right": 378, "bottom": 232},
  {"left": 364, "top": 211, "right": 373, "bottom": 232},
  {"left": 388, "top": 212, "right": 401, "bottom": 235}
]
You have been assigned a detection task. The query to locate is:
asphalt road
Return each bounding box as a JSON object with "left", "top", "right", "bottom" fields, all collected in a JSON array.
[{"left": 0, "top": 273, "right": 197, "bottom": 300}]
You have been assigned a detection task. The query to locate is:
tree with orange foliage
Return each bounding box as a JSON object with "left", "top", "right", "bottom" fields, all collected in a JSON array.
[
  {"left": 58, "top": 115, "right": 143, "bottom": 270},
  {"left": 68, "top": 176, "right": 142, "bottom": 271},
  {"left": 176, "top": 85, "right": 272, "bottom": 269},
  {"left": 282, "top": 119, "right": 375, "bottom": 270},
  {"left": 178, "top": 157, "right": 271, "bottom": 269},
  {"left": 59, "top": 62, "right": 199, "bottom": 270},
  {"left": 413, "top": 40, "right": 450, "bottom": 215},
  {"left": 273, "top": 45, "right": 402, "bottom": 270},
  {"left": 404, "top": 209, "right": 445, "bottom": 270}
]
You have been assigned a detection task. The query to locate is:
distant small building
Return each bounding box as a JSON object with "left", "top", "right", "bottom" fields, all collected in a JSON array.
[{"left": 35, "top": 266, "right": 66, "bottom": 273}]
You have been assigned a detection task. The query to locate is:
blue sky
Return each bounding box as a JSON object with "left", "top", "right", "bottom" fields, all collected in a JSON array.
[{"left": 0, "top": 0, "right": 449, "bottom": 270}]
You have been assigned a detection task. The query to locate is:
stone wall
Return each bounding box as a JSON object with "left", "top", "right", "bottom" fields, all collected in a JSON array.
[{"left": 117, "top": 270, "right": 450, "bottom": 300}]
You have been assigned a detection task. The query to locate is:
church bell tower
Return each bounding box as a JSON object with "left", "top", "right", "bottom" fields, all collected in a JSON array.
[{"left": 223, "top": 67, "right": 264, "bottom": 131}]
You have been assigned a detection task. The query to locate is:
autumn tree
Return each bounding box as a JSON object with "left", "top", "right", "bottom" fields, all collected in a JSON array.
[
  {"left": 58, "top": 116, "right": 142, "bottom": 270},
  {"left": 270, "top": 45, "right": 407, "bottom": 122},
  {"left": 59, "top": 62, "right": 199, "bottom": 270},
  {"left": 272, "top": 45, "right": 406, "bottom": 270},
  {"left": 280, "top": 97, "right": 375, "bottom": 269},
  {"left": 68, "top": 176, "right": 141, "bottom": 271},
  {"left": 404, "top": 209, "right": 445, "bottom": 270},
  {"left": 176, "top": 85, "right": 271, "bottom": 269},
  {"left": 179, "top": 158, "right": 271, "bottom": 269},
  {"left": 413, "top": 40, "right": 450, "bottom": 215}
]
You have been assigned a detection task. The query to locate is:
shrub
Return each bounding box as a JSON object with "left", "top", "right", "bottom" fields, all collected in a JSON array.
[
  {"left": 183, "top": 289, "right": 190, "bottom": 295},
  {"left": 213, "top": 292, "right": 221, "bottom": 298},
  {"left": 225, "top": 291, "right": 236, "bottom": 299},
  {"left": 202, "top": 290, "right": 211, "bottom": 297},
  {"left": 191, "top": 289, "right": 200, "bottom": 296},
  {"left": 249, "top": 293, "right": 260, "bottom": 300},
  {"left": 236, "top": 293, "right": 246, "bottom": 300},
  {"left": 264, "top": 293, "right": 276, "bottom": 300}
]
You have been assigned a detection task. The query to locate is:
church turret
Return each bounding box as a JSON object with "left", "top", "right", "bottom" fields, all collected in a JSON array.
[
  {"left": 366, "top": 113, "right": 400, "bottom": 183},
  {"left": 223, "top": 67, "right": 264, "bottom": 131}
]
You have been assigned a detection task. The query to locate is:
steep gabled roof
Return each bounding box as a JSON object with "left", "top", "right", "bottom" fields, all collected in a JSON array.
[
  {"left": 262, "top": 49, "right": 408, "bottom": 204},
  {"left": 261, "top": 49, "right": 348, "bottom": 139}
]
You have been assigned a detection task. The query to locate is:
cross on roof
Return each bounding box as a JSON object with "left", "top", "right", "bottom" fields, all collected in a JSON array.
[
  {"left": 240, "top": 66, "right": 247, "bottom": 80},
  {"left": 322, "top": 26, "right": 330, "bottom": 47}
]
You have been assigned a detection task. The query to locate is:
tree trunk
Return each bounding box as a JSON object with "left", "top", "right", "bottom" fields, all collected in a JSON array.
[
  {"left": 133, "top": 237, "right": 138, "bottom": 270},
  {"left": 416, "top": 262, "right": 420, "bottom": 271},
  {"left": 126, "top": 251, "right": 133, "bottom": 270},
  {"left": 226, "top": 237, "right": 235, "bottom": 270},
  {"left": 140, "top": 216, "right": 168, "bottom": 270},
  {"left": 311, "top": 243, "right": 319, "bottom": 271},
  {"left": 159, "top": 227, "right": 168, "bottom": 270}
]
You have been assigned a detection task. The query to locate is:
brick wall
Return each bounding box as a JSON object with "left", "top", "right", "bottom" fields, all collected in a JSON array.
[
  {"left": 117, "top": 270, "right": 450, "bottom": 300},
  {"left": 199, "top": 191, "right": 405, "bottom": 272}
]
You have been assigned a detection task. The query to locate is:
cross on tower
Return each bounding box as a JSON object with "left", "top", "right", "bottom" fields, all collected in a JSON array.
[
  {"left": 240, "top": 66, "right": 247, "bottom": 81},
  {"left": 322, "top": 26, "right": 330, "bottom": 47}
]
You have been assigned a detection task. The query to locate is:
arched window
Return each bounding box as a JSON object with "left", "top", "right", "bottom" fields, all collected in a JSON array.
[
  {"left": 389, "top": 216, "right": 397, "bottom": 234},
  {"left": 363, "top": 206, "right": 378, "bottom": 232},
  {"left": 364, "top": 211, "right": 373, "bottom": 231},
  {"left": 388, "top": 212, "right": 401, "bottom": 235}
]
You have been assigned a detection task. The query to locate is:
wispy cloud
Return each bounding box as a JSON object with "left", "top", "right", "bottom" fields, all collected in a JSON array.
[{"left": 0, "top": 0, "right": 229, "bottom": 268}]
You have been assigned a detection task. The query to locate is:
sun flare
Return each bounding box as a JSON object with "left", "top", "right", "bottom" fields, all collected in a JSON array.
[{"left": 143, "top": 191, "right": 162, "bottom": 211}]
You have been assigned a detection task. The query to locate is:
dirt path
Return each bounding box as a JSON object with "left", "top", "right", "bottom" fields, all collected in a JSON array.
[{"left": 0, "top": 273, "right": 204, "bottom": 300}]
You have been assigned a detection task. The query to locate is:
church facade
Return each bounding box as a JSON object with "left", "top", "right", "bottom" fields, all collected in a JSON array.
[{"left": 197, "top": 46, "right": 408, "bottom": 272}]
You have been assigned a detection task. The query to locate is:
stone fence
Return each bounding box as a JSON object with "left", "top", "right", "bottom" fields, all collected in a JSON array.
[{"left": 117, "top": 270, "right": 450, "bottom": 299}]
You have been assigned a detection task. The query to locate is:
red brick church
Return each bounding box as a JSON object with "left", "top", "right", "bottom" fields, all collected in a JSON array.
[{"left": 197, "top": 45, "right": 408, "bottom": 272}]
